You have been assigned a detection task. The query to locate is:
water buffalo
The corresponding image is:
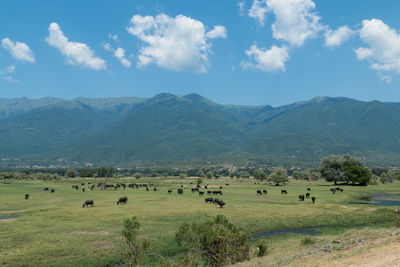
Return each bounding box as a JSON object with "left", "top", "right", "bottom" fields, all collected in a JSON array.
[
  {"left": 306, "top": 192, "right": 310, "bottom": 198},
  {"left": 146, "top": 187, "right": 149, "bottom": 191},
  {"left": 199, "top": 191, "right": 205, "bottom": 196},
  {"left": 117, "top": 196, "right": 128, "bottom": 205},
  {"left": 50, "top": 189, "right": 55, "bottom": 193},
  {"left": 257, "top": 190, "right": 263, "bottom": 195},
  {"left": 312, "top": 196, "right": 316, "bottom": 203},
  {"left": 281, "top": 190, "right": 288, "bottom": 195},
  {"left": 82, "top": 200, "right": 94, "bottom": 208},
  {"left": 215, "top": 199, "right": 226, "bottom": 208},
  {"left": 177, "top": 188, "right": 184, "bottom": 195},
  {"left": 153, "top": 187, "right": 157, "bottom": 191},
  {"left": 307, "top": 187, "right": 311, "bottom": 191},
  {"left": 330, "top": 188, "right": 336, "bottom": 194},
  {"left": 43, "top": 187, "right": 49, "bottom": 191},
  {"left": 25, "top": 194, "right": 29, "bottom": 200},
  {"left": 168, "top": 189, "right": 172, "bottom": 194},
  {"left": 263, "top": 189, "right": 267, "bottom": 194},
  {"left": 299, "top": 194, "right": 305, "bottom": 201},
  {"left": 82, "top": 188, "right": 85, "bottom": 192},
  {"left": 205, "top": 197, "right": 214, "bottom": 204}
]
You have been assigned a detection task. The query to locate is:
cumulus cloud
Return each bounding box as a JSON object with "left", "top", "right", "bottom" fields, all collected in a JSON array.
[
  {"left": 46, "top": 22, "right": 106, "bottom": 70},
  {"left": 1, "top": 38, "right": 35, "bottom": 62},
  {"left": 6, "top": 65, "right": 15, "bottom": 73},
  {"left": 114, "top": 47, "right": 131, "bottom": 68},
  {"left": 355, "top": 19, "right": 400, "bottom": 76},
  {"left": 324, "top": 26, "right": 355, "bottom": 47},
  {"left": 127, "top": 13, "right": 226, "bottom": 72},
  {"left": 108, "top": 33, "right": 119, "bottom": 41},
  {"left": 238, "top": 2, "right": 246, "bottom": 16},
  {"left": 248, "top": 0, "right": 269, "bottom": 25},
  {"left": 241, "top": 44, "right": 289, "bottom": 72}
]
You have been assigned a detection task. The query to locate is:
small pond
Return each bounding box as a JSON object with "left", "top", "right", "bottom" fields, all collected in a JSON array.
[
  {"left": 371, "top": 193, "right": 400, "bottom": 206},
  {"left": 0, "top": 215, "right": 19, "bottom": 220}
]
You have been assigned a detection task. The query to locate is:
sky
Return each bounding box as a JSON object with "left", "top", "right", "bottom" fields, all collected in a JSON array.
[{"left": 1, "top": 0, "right": 400, "bottom": 106}]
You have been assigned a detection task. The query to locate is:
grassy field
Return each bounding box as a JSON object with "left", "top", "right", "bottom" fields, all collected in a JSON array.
[{"left": 0, "top": 177, "right": 399, "bottom": 266}]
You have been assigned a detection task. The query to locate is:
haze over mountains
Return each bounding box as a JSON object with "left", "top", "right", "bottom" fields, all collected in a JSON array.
[{"left": 0, "top": 93, "right": 399, "bottom": 167}]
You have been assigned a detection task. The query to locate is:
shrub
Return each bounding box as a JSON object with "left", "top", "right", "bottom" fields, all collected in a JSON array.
[
  {"left": 300, "top": 236, "right": 316, "bottom": 246},
  {"left": 122, "top": 216, "right": 149, "bottom": 266},
  {"left": 256, "top": 241, "right": 269, "bottom": 257},
  {"left": 175, "top": 215, "right": 250, "bottom": 266}
]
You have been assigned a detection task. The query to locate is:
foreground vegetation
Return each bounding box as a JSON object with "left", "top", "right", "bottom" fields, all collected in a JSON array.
[{"left": 1, "top": 176, "right": 399, "bottom": 266}]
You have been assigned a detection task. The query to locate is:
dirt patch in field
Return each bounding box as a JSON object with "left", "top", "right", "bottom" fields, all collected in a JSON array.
[
  {"left": 0, "top": 210, "right": 27, "bottom": 214},
  {"left": 89, "top": 240, "right": 115, "bottom": 250},
  {"left": 70, "top": 230, "right": 110, "bottom": 236}
]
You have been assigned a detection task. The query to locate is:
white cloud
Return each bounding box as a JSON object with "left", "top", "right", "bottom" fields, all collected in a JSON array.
[
  {"left": 3, "top": 76, "right": 19, "bottom": 83},
  {"left": 6, "top": 65, "right": 15, "bottom": 73},
  {"left": 127, "top": 13, "right": 226, "bottom": 72},
  {"left": 238, "top": 2, "right": 246, "bottom": 16},
  {"left": 248, "top": 0, "right": 269, "bottom": 25},
  {"left": 324, "top": 25, "right": 355, "bottom": 47},
  {"left": 108, "top": 33, "right": 119, "bottom": 41},
  {"left": 114, "top": 47, "right": 131, "bottom": 68},
  {"left": 378, "top": 73, "right": 392, "bottom": 84},
  {"left": 206, "top": 25, "right": 227, "bottom": 39},
  {"left": 355, "top": 19, "right": 400, "bottom": 75},
  {"left": 46, "top": 22, "right": 106, "bottom": 70},
  {"left": 1, "top": 38, "right": 35, "bottom": 62},
  {"left": 103, "top": 42, "right": 112, "bottom": 51},
  {"left": 241, "top": 44, "right": 289, "bottom": 72}
]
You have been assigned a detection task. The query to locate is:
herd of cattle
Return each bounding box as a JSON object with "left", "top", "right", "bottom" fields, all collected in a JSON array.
[{"left": 23, "top": 181, "right": 346, "bottom": 208}]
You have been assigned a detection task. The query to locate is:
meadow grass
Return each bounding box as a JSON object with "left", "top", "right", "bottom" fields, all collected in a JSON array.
[{"left": 0, "top": 178, "right": 398, "bottom": 266}]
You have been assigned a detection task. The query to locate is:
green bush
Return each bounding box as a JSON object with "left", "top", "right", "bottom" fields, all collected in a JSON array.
[
  {"left": 300, "top": 236, "right": 316, "bottom": 246},
  {"left": 175, "top": 215, "right": 250, "bottom": 266},
  {"left": 121, "top": 216, "right": 149, "bottom": 266}
]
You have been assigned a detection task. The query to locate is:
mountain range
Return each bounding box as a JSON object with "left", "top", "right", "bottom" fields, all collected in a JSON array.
[{"left": 0, "top": 94, "right": 399, "bottom": 167}]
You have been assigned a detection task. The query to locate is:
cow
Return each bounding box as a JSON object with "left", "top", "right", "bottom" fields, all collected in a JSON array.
[
  {"left": 219, "top": 186, "right": 223, "bottom": 189},
  {"left": 50, "top": 189, "right": 55, "bottom": 193},
  {"left": 207, "top": 190, "right": 212, "bottom": 195},
  {"left": 168, "top": 190, "right": 172, "bottom": 194},
  {"left": 117, "top": 196, "right": 128, "bottom": 205},
  {"left": 215, "top": 199, "right": 226, "bottom": 208},
  {"left": 307, "top": 187, "right": 311, "bottom": 191},
  {"left": 225, "top": 183, "right": 230, "bottom": 186},
  {"left": 281, "top": 190, "right": 288, "bottom": 195},
  {"left": 82, "top": 188, "right": 85, "bottom": 192},
  {"left": 153, "top": 187, "right": 157, "bottom": 192},
  {"left": 330, "top": 188, "right": 336, "bottom": 194},
  {"left": 257, "top": 190, "right": 263, "bottom": 195},
  {"left": 177, "top": 188, "right": 184, "bottom": 195},
  {"left": 43, "top": 187, "right": 49, "bottom": 191},
  {"left": 82, "top": 200, "right": 94, "bottom": 208},
  {"left": 263, "top": 189, "right": 267, "bottom": 194},
  {"left": 146, "top": 187, "right": 149, "bottom": 191},
  {"left": 213, "top": 190, "right": 223, "bottom": 195},
  {"left": 25, "top": 194, "right": 29, "bottom": 200},
  {"left": 205, "top": 197, "right": 214, "bottom": 204},
  {"left": 311, "top": 196, "right": 316, "bottom": 204},
  {"left": 199, "top": 191, "right": 205, "bottom": 196},
  {"left": 299, "top": 194, "right": 305, "bottom": 201},
  {"left": 306, "top": 192, "right": 310, "bottom": 198}
]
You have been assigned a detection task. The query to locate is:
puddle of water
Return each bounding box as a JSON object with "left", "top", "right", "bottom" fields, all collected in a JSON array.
[
  {"left": 252, "top": 227, "right": 320, "bottom": 238},
  {"left": 0, "top": 215, "right": 19, "bottom": 220},
  {"left": 371, "top": 193, "right": 400, "bottom": 206}
]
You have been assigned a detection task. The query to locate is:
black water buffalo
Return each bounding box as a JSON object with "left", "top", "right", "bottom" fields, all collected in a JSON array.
[
  {"left": 307, "top": 187, "right": 311, "bottom": 191},
  {"left": 219, "top": 186, "right": 223, "bottom": 189},
  {"left": 199, "top": 191, "right": 205, "bottom": 196},
  {"left": 177, "top": 188, "right": 184, "bottom": 195},
  {"left": 215, "top": 199, "right": 226, "bottom": 208},
  {"left": 43, "top": 187, "right": 49, "bottom": 191},
  {"left": 306, "top": 192, "right": 310, "bottom": 198},
  {"left": 263, "top": 189, "right": 267, "bottom": 194},
  {"left": 146, "top": 187, "right": 149, "bottom": 191},
  {"left": 257, "top": 190, "right": 263, "bottom": 195},
  {"left": 50, "top": 189, "right": 55, "bottom": 193},
  {"left": 168, "top": 189, "right": 172, "bottom": 194},
  {"left": 117, "top": 196, "right": 128, "bottom": 205},
  {"left": 330, "top": 188, "right": 336, "bottom": 194},
  {"left": 299, "top": 194, "right": 305, "bottom": 201},
  {"left": 213, "top": 190, "right": 223, "bottom": 195},
  {"left": 82, "top": 200, "right": 94, "bottom": 208},
  {"left": 311, "top": 196, "right": 316, "bottom": 203},
  {"left": 225, "top": 183, "right": 229, "bottom": 186},
  {"left": 281, "top": 190, "right": 288, "bottom": 195},
  {"left": 207, "top": 190, "right": 212, "bottom": 195},
  {"left": 153, "top": 187, "right": 157, "bottom": 191},
  {"left": 205, "top": 197, "right": 214, "bottom": 203},
  {"left": 82, "top": 188, "right": 85, "bottom": 192},
  {"left": 335, "top": 187, "right": 344, "bottom": 192},
  {"left": 25, "top": 194, "right": 29, "bottom": 200}
]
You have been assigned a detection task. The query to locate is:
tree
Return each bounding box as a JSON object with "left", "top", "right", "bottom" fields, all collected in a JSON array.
[
  {"left": 213, "top": 170, "right": 221, "bottom": 179},
  {"left": 342, "top": 159, "right": 371, "bottom": 186},
  {"left": 151, "top": 172, "right": 157, "bottom": 178},
  {"left": 122, "top": 216, "right": 149, "bottom": 266},
  {"left": 319, "top": 155, "right": 345, "bottom": 184},
  {"left": 206, "top": 171, "right": 213, "bottom": 179},
  {"left": 254, "top": 169, "right": 267, "bottom": 181},
  {"left": 268, "top": 168, "right": 288, "bottom": 185},
  {"left": 239, "top": 171, "right": 250, "bottom": 179},
  {"left": 175, "top": 215, "right": 250, "bottom": 266},
  {"left": 66, "top": 169, "right": 77, "bottom": 178},
  {"left": 179, "top": 173, "right": 187, "bottom": 179},
  {"left": 229, "top": 171, "right": 235, "bottom": 178},
  {"left": 133, "top": 173, "right": 142, "bottom": 179},
  {"left": 196, "top": 170, "right": 205, "bottom": 178},
  {"left": 197, "top": 178, "right": 203, "bottom": 187}
]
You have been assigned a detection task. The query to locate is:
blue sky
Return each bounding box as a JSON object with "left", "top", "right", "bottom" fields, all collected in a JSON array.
[{"left": 1, "top": 0, "right": 400, "bottom": 106}]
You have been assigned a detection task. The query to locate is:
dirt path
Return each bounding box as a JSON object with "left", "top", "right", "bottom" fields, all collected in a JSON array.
[{"left": 320, "top": 241, "right": 400, "bottom": 267}]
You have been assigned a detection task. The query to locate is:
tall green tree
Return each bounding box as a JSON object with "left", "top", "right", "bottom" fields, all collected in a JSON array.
[{"left": 268, "top": 168, "right": 288, "bottom": 185}]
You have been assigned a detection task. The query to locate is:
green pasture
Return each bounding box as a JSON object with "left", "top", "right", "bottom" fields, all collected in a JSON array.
[{"left": 0, "top": 178, "right": 399, "bottom": 266}]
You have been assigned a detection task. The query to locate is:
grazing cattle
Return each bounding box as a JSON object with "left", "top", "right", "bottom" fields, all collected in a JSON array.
[
  {"left": 215, "top": 199, "right": 226, "bottom": 208},
  {"left": 205, "top": 185, "right": 208, "bottom": 189},
  {"left": 213, "top": 190, "right": 223, "bottom": 195},
  {"left": 50, "top": 189, "right": 55, "bottom": 193},
  {"left": 219, "top": 186, "right": 223, "bottom": 189},
  {"left": 153, "top": 187, "right": 157, "bottom": 192},
  {"left": 335, "top": 187, "right": 344, "bottom": 192},
  {"left": 205, "top": 197, "right": 214, "bottom": 204},
  {"left": 307, "top": 187, "right": 311, "bottom": 191},
  {"left": 199, "top": 191, "right": 205, "bottom": 196},
  {"left": 177, "top": 188, "right": 184, "bottom": 195},
  {"left": 207, "top": 190, "right": 212, "bottom": 195},
  {"left": 146, "top": 187, "right": 149, "bottom": 191},
  {"left": 25, "top": 194, "right": 29, "bottom": 200},
  {"left": 43, "top": 187, "right": 49, "bottom": 191},
  {"left": 168, "top": 190, "right": 172, "bottom": 194},
  {"left": 82, "top": 200, "right": 94, "bottom": 208},
  {"left": 306, "top": 192, "right": 310, "bottom": 198},
  {"left": 311, "top": 196, "right": 316, "bottom": 204},
  {"left": 225, "top": 183, "right": 229, "bottom": 186},
  {"left": 257, "top": 190, "right": 263, "bottom": 195},
  {"left": 82, "top": 188, "right": 85, "bottom": 192},
  {"left": 281, "top": 190, "right": 288, "bottom": 195},
  {"left": 299, "top": 194, "right": 305, "bottom": 201},
  {"left": 263, "top": 189, "right": 267, "bottom": 194},
  {"left": 117, "top": 196, "right": 128, "bottom": 205},
  {"left": 330, "top": 188, "right": 336, "bottom": 194}
]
